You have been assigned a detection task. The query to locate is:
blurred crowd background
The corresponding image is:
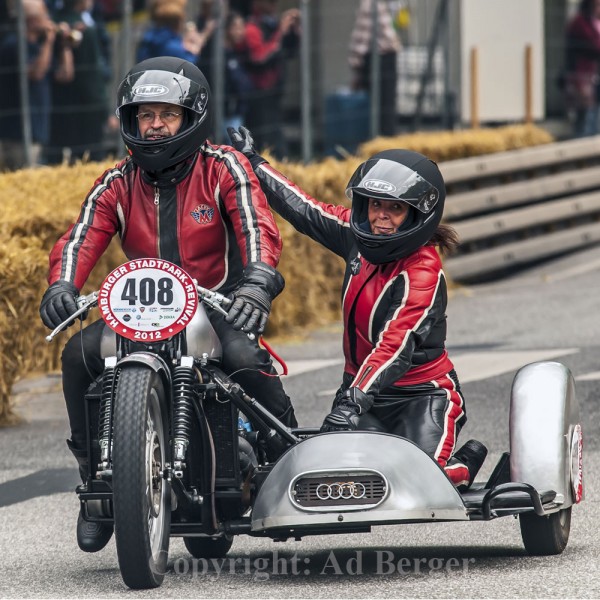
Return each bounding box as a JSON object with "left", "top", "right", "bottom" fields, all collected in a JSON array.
[{"left": 0, "top": 0, "right": 594, "bottom": 171}]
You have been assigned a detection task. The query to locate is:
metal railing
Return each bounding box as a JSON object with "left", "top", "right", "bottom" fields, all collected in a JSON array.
[{"left": 441, "top": 136, "right": 600, "bottom": 282}]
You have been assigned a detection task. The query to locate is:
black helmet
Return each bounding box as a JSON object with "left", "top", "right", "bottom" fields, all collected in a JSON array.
[
  {"left": 116, "top": 57, "right": 212, "bottom": 172},
  {"left": 347, "top": 149, "right": 446, "bottom": 263}
]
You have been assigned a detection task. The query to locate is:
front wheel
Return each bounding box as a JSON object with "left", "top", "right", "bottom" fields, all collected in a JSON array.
[
  {"left": 112, "top": 366, "right": 171, "bottom": 589},
  {"left": 519, "top": 507, "right": 571, "bottom": 555}
]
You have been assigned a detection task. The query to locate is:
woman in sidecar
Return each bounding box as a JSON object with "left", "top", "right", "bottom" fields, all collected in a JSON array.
[{"left": 228, "top": 129, "right": 487, "bottom": 490}]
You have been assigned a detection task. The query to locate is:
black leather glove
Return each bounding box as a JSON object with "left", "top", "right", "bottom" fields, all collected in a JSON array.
[
  {"left": 320, "top": 387, "right": 374, "bottom": 433},
  {"left": 225, "top": 262, "right": 284, "bottom": 334},
  {"left": 39, "top": 280, "right": 80, "bottom": 330},
  {"left": 227, "top": 126, "right": 267, "bottom": 170}
]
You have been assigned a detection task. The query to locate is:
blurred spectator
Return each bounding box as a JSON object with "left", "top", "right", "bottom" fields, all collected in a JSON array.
[
  {"left": 564, "top": 0, "right": 600, "bottom": 137},
  {"left": 349, "top": 0, "right": 401, "bottom": 137},
  {"left": 45, "top": 0, "right": 110, "bottom": 164},
  {"left": 197, "top": 10, "right": 253, "bottom": 136},
  {"left": 136, "top": 0, "right": 210, "bottom": 63},
  {"left": 244, "top": 0, "right": 300, "bottom": 158},
  {"left": 0, "top": 0, "right": 73, "bottom": 170}
]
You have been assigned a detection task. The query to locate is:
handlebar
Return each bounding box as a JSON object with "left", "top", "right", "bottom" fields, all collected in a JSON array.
[{"left": 44, "top": 292, "right": 99, "bottom": 342}]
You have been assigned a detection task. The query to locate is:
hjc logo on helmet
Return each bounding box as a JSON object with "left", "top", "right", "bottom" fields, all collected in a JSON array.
[
  {"left": 363, "top": 179, "right": 397, "bottom": 194},
  {"left": 133, "top": 84, "right": 169, "bottom": 96}
]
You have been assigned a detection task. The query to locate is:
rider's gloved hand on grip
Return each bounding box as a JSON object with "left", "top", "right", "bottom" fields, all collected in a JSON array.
[
  {"left": 225, "top": 262, "right": 284, "bottom": 334},
  {"left": 39, "top": 280, "right": 80, "bottom": 330},
  {"left": 320, "top": 387, "right": 374, "bottom": 433},
  {"left": 227, "top": 126, "right": 267, "bottom": 170}
]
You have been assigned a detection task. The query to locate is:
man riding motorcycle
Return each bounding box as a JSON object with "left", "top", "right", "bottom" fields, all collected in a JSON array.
[{"left": 39, "top": 57, "right": 296, "bottom": 553}]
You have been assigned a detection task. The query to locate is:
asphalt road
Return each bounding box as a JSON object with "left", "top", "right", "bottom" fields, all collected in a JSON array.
[{"left": 2, "top": 247, "right": 600, "bottom": 598}]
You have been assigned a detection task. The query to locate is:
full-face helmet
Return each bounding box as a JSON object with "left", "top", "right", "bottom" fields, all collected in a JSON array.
[
  {"left": 347, "top": 149, "right": 446, "bottom": 263},
  {"left": 116, "top": 57, "right": 212, "bottom": 172}
]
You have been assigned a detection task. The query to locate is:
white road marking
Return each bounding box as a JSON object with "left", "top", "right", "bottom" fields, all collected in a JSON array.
[
  {"left": 279, "top": 358, "right": 344, "bottom": 377},
  {"left": 452, "top": 348, "right": 578, "bottom": 383},
  {"left": 316, "top": 348, "right": 579, "bottom": 395},
  {"left": 575, "top": 371, "right": 600, "bottom": 381}
]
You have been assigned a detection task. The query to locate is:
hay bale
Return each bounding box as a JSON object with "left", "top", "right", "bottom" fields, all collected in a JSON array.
[{"left": 357, "top": 124, "right": 553, "bottom": 162}]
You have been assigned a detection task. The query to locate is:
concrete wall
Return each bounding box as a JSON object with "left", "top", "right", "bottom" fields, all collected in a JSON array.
[{"left": 457, "top": 0, "right": 545, "bottom": 124}]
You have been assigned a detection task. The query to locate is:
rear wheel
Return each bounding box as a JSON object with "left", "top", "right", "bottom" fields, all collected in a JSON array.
[
  {"left": 519, "top": 507, "right": 571, "bottom": 555},
  {"left": 113, "top": 366, "right": 171, "bottom": 589},
  {"left": 184, "top": 535, "right": 234, "bottom": 558}
]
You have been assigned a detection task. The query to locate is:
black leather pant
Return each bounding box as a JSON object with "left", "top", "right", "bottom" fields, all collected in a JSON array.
[
  {"left": 62, "top": 317, "right": 296, "bottom": 448},
  {"left": 339, "top": 371, "right": 467, "bottom": 466}
]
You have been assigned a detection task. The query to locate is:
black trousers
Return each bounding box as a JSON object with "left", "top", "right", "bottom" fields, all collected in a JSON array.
[
  {"left": 339, "top": 371, "right": 467, "bottom": 466},
  {"left": 62, "top": 316, "right": 296, "bottom": 448}
]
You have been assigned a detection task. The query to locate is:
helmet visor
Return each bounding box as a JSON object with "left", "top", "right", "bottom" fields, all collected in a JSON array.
[
  {"left": 346, "top": 158, "right": 439, "bottom": 213},
  {"left": 117, "top": 69, "right": 209, "bottom": 116}
]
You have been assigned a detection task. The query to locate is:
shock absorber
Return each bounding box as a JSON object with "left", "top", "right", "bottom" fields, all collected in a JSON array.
[
  {"left": 98, "top": 357, "right": 117, "bottom": 470},
  {"left": 172, "top": 357, "right": 195, "bottom": 478}
]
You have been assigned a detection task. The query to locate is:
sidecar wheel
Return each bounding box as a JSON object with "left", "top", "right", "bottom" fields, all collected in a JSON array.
[
  {"left": 113, "top": 366, "right": 171, "bottom": 589},
  {"left": 519, "top": 507, "right": 571, "bottom": 555},
  {"left": 184, "top": 535, "right": 234, "bottom": 558}
]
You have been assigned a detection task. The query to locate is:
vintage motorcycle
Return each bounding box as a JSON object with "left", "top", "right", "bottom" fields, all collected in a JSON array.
[{"left": 47, "top": 258, "right": 583, "bottom": 590}]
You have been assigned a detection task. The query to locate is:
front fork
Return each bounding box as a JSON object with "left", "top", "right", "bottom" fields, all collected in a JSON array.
[
  {"left": 97, "top": 356, "right": 117, "bottom": 476},
  {"left": 95, "top": 354, "right": 199, "bottom": 480},
  {"left": 172, "top": 356, "right": 196, "bottom": 478}
]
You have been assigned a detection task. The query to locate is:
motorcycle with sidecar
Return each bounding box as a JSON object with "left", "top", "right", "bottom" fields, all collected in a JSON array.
[{"left": 47, "top": 259, "right": 583, "bottom": 589}]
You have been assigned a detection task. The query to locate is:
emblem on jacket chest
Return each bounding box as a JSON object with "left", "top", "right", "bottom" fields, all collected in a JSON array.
[
  {"left": 350, "top": 256, "right": 362, "bottom": 276},
  {"left": 191, "top": 204, "right": 214, "bottom": 224}
]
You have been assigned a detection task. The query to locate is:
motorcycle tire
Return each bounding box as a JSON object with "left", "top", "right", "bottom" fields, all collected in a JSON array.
[
  {"left": 112, "top": 366, "right": 171, "bottom": 589},
  {"left": 184, "top": 535, "right": 234, "bottom": 559},
  {"left": 519, "top": 507, "right": 571, "bottom": 555}
]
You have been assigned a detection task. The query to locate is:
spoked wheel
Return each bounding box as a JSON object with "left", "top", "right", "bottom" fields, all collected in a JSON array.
[
  {"left": 519, "top": 507, "right": 571, "bottom": 555},
  {"left": 184, "top": 535, "right": 234, "bottom": 559},
  {"left": 112, "top": 366, "right": 171, "bottom": 589}
]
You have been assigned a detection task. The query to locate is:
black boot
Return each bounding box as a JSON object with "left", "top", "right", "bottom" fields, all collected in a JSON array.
[
  {"left": 67, "top": 439, "right": 114, "bottom": 553},
  {"left": 453, "top": 439, "right": 488, "bottom": 489}
]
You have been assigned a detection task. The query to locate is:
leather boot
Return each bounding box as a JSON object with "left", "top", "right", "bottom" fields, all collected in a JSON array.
[
  {"left": 452, "top": 439, "right": 488, "bottom": 491},
  {"left": 67, "top": 439, "right": 114, "bottom": 553}
]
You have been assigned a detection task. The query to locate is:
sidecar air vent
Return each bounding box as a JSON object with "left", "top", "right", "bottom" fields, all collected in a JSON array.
[{"left": 291, "top": 471, "right": 388, "bottom": 511}]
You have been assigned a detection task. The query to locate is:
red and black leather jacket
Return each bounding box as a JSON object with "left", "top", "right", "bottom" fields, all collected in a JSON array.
[
  {"left": 48, "top": 143, "right": 283, "bottom": 294},
  {"left": 256, "top": 162, "right": 455, "bottom": 399}
]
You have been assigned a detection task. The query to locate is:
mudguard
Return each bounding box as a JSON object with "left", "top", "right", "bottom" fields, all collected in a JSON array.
[
  {"left": 251, "top": 432, "right": 469, "bottom": 533},
  {"left": 116, "top": 352, "right": 172, "bottom": 387},
  {"left": 510, "top": 361, "right": 582, "bottom": 508}
]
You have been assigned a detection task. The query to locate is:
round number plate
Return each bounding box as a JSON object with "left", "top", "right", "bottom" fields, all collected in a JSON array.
[
  {"left": 99, "top": 259, "right": 198, "bottom": 342},
  {"left": 570, "top": 423, "right": 583, "bottom": 504}
]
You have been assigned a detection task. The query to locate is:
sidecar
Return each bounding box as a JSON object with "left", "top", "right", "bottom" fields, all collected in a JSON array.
[{"left": 249, "top": 361, "right": 582, "bottom": 555}]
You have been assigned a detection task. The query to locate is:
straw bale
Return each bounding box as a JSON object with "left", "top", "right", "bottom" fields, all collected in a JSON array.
[{"left": 357, "top": 124, "right": 553, "bottom": 162}]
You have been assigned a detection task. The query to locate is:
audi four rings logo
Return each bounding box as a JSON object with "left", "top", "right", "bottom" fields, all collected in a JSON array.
[{"left": 316, "top": 481, "right": 367, "bottom": 500}]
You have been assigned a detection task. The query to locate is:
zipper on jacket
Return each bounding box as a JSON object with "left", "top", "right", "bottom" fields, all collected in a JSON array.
[{"left": 154, "top": 186, "right": 161, "bottom": 258}]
